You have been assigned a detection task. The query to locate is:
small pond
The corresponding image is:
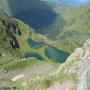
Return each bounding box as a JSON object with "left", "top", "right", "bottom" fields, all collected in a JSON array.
[
  {"left": 27, "top": 38, "right": 44, "bottom": 49},
  {"left": 45, "top": 46, "right": 70, "bottom": 63},
  {"left": 23, "top": 52, "right": 44, "bottom": 60}
]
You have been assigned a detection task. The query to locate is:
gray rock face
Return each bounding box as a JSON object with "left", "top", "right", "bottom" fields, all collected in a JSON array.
[
  {"left": 87, "top": 69, "right": 90, "bottom": 90},
  {"left": 77, "top": 39, "right": 90, "bottom": 90}
]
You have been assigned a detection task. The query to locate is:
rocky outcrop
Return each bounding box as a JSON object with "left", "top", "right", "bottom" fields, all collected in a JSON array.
[
  {"left": 53, "top": 39, "right": 90, "bottom": 90},
  {"left": 77, "top": 39, "right": 90, "bottom": 90},
  {"left": 0, "top": 16, "right": 21, "bottom": 50},
  {"left": 64, "top": 39, "right": 90, "bottom": 90}
]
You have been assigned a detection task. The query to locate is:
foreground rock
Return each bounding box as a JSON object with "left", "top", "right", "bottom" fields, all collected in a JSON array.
[
  {"left": 77, "top": 39, "right": 90, "bottom": 90},
  {"left": 47, "top": 39, "right": 90, "bottom": 90}
]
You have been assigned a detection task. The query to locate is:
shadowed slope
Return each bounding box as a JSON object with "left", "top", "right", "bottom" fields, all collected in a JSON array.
[{"left": 6, "top": 0, "right": 57, "bottom": 30}]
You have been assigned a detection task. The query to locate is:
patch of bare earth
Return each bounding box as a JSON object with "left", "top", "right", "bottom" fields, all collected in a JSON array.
[
  {"left": 48, "top": 80, "right": 75, "bottom": 90},
  {"left": 0, "top": 64, "right": 54, "bottom": 79}
]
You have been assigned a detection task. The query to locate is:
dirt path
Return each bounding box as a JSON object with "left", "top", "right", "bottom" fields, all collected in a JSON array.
[{"left": 0, "top": 64, "right": 54, "bottom": 79}]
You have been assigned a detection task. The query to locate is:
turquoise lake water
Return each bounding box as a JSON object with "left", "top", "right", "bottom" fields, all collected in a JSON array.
[{"left": 27, "top": 38, "right": 70, "bottom": 63}]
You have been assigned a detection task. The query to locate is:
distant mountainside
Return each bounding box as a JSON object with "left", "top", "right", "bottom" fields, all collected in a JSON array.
[
  {"left": 0, "top": 0, "right": 57, "bottom": 30},
  {"left": 43, "top": 4, "right": 90, "bottom": 46}
]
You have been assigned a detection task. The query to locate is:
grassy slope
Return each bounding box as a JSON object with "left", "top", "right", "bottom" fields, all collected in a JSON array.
[
  {"left": 41, "top": 4, "right": 90, "bottom": 53},
  {"left": 61, "top": 4, "right": 90, "bottom": 44},
  {"left": 0, "top": 16, "right": 60, "bottom": 71}
]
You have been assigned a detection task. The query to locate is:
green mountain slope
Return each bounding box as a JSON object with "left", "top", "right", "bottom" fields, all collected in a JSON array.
[
  {"left": 60, "top": 4, "right": 90, "bottom": 43},
  {"left": 41, "top": 4, "right": 90, "bottom": 51}
]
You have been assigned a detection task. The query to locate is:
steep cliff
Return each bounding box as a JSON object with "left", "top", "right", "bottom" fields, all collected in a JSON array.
[
  {"left": 55, "top": 39, "right": 90, "bottom": 90},
  {"left": 77, "top": 39, "right": 90, "bottom": 90}
]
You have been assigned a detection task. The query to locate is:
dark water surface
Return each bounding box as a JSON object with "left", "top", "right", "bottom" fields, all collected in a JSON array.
[
  {"left": 27, "top": 38, "right": 44, "bottom": 49},
  {"left": 24, "top": 52, "right": 44, "bottom": 60},
  {"left": 45, "top": 46, "right": 70, "bottom": 63}
]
